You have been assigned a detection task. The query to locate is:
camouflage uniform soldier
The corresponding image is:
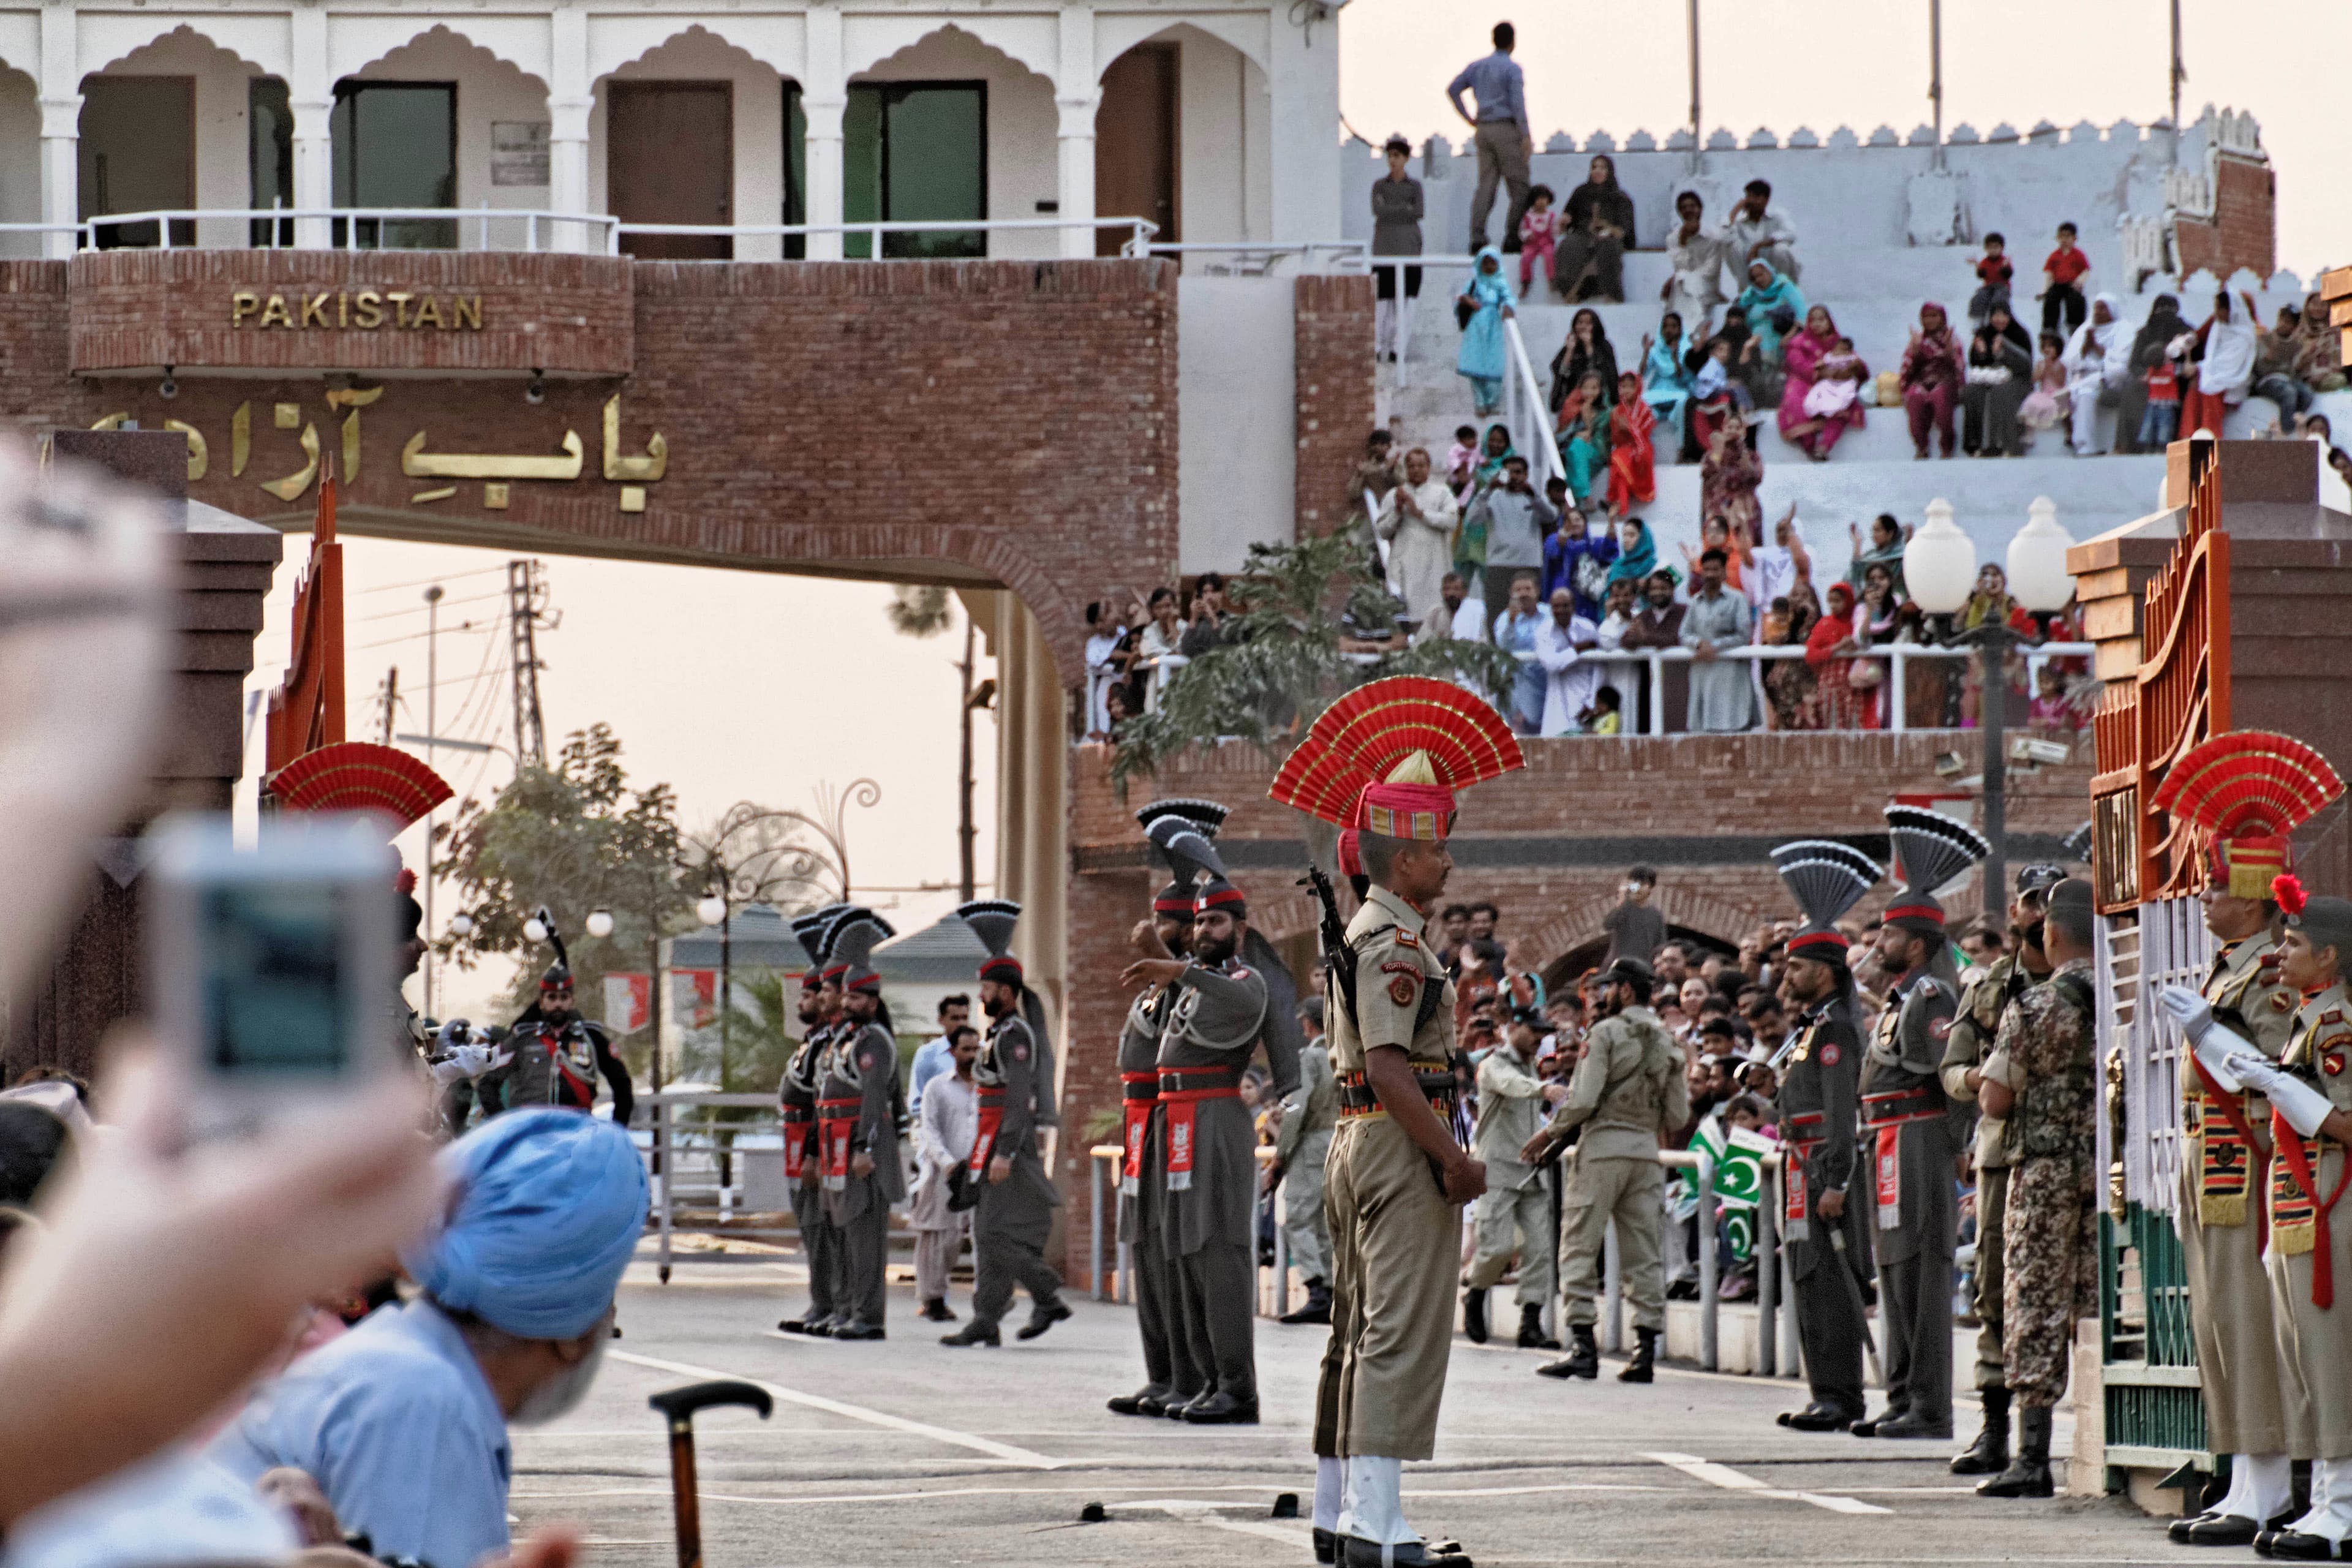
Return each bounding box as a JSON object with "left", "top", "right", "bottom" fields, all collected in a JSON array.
[
  {"left": 1942, "top": 864, "right": 2065, "bottom": 1477},
  {"left": 1972, "top": 878, "right": 2100, "bottom": 1499}
]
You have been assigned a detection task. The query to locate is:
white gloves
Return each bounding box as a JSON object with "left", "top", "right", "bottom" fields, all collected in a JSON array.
[
  {"left": 2157, "top": 984, "right": 2216, "bottom": 1046},
  {"left": 2222, "top": 1049, "right": 2339, "bottom": 1139},
  {"left": 427, "top": 1042, "right": 499, "bottom": 1086}
]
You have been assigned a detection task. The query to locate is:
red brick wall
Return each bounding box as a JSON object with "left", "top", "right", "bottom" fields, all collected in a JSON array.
[
  {"left": 2174, "top": 155, "right": 2276, "bottom": 284},
  {"left": 1294, "top": 273, "right": 1374, "bottom": 533}
]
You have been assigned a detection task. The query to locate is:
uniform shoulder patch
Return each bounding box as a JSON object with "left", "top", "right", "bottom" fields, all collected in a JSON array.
[
  {"left": 2272, "top": 990, "right": 2296, "bottom": 1014},
  {"left": 1820, "top": 1042, "right": 1841, "bottom": 1066},
  {"left": 1392, "top": 928, "right": 1419, "bottom": 949},
  {"left": 1928, "top": 1016, "right": 1953, "bottom": 1040},
  {"left": 1387, "top": 973, "right": 1420, "bottom": 1007},
  {"left": 1230, "top": 965, "right": 1254, "bottom": 980},
  {"left": 1379, "top": 959, "right": 1421, "bottom": 978},
  {"left": 2324, "top": 1010, "right": 2345, "bottom": 1026},
  {"left": 2324, "top": 1046, "right": 2348, "bottom": 1078}
]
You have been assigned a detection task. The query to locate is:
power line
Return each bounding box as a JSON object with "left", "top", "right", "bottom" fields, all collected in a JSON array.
[
  {"left": 353, "top": 565, "right": 508, "bottom": 598},
  {"left": 352, "top": 589, "right": 507, "bottom": 625},
  {"left": 351, "top": 622, "right": 494, "bottom": 653}
]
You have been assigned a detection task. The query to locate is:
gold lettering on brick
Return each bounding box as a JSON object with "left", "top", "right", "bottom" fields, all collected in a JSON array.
[
  {"left": 385, "top": 292, "right": 413, "bottom": 328},
  {"left": 225, "top": 290, "right": 488, "bottom": 330},
  {"left": 301, "top": 293, "right": 330, "bottom": 328},
  {"left": 452, "top": 296, "right": 481, "bottom": 330},
  {"left": 410, "top": 295, "right": 443, "bottom": 331},
  {"left": 353, "top": 291, "right": 384, "bottom": 329},
  {"left": 257, "top": 293, "right": 294, "bottom": 328},
  {"left": 230, "top": 291, "right": 259, "bottom": 326}
]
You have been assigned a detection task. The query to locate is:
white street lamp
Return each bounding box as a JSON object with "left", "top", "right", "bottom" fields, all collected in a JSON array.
[
  {"left": 522, "top": 915, "right": 548, "bottom": 944},
  {"left": 585, "top": 908, "right": 615, "bottom": 939},
  {"left": 696, "top": 894, "right": 726, "bottom": 927},
  {"left": 1906, "top": 499, "right": 1975, "bottom": 616},
  {"left": 448, "top": 912, "right": 474, "bottom": 938},
  {"left": 2007, "top": 497, "right": 2076, "bottom": 612}
]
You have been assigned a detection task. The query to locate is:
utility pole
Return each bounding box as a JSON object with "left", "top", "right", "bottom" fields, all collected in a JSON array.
[
  {"left": 423, "top": 585, "right": 443, "bottom": 1019},
  {"left": 377, "top": 666, "right": 398, "bottom": 745},
  {"left": 2169, "top": 0, "right": 2185, "bottom": 161},
  {"left": 957, "top": 614, "right": 978, "bottom": 902},
  {"left": 507, "top": 558, "right": 549, "bottom": 767},
  {"left": 1928, "top": 0, "right": 1945, "bottom": 172},
  {"left": 1685, "top": 0, "right": 1702, "bottom": 174}
]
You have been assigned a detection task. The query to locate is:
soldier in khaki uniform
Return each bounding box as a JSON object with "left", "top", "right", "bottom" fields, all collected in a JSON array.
[
  {"left": 2171, "top": 887, "right": 2352, "bottom": 1559},
  {"left": 2146, "top": 731, "right": 2340, "bottom": 1544},
  {"left": 1523, "top": 956, "right": 1688, "bottom": 1383},
  {"left": 1274, "top": 996, "right": 1340, "bottom": 1325},
  {"left": 1463, "top": 1006, "right": 1566, "bottom": 1348},
  {"left": 1942, "top": 864, "right": 2064, "bottom": 1477},
  {"left": 1273, "top": 676, "right": 1523, "bottom": 1568}
]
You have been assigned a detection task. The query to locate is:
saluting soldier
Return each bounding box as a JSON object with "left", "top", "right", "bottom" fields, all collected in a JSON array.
[
  {"left": 1274, "top": 995, "right": 1340, "bottom": 1326},
  {"left": 1942, "top": 864, "right": 2065, "bottom": 1477},
  {"left": 1971, "top": 878, "right": 2101, "bottom": 1499},
  {"left": 819, "top": 911, "right": 903, "bottom": 1341},
  {"left": 2170, "top": 884, "right": 2352, "bottom": 1559},
  {"left": 1523, "top": 956, "right": 1687, "bottom": 1383},
  {"left": 778, "top": 905, "right": 853, "bottom": 1336},
  {"left": 2147, "top": 731, "right": 2342, "bottom": 1544},
  {"left": 1766, "top": 839, "right": 1884, "bottom": 1432},
  {"left": 943, "top": 900, "right": 1071, "bottom": 1347},
  {"left": 1272, "top": 677, "right": 1522, "bottom": 1568},
  {"left": 1852, "top": 805, "right": 1986, "bottom": 1440}
]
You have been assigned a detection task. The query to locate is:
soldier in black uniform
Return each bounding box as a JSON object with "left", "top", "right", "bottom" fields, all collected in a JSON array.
[
  {"left": 820, "top": 910, "right": 902, "bottom": 1341},
  {"left": 1766, "top": 839, "right": 1883, "bottom": 1433},
  {"left": 1107, "top": 803, "right": 1227, "bottom": 1416},
  {"left": 480, "top": 918, "right": 634, "bottom": 1127},
  {"left": 943, "top": 900, "right": 1071, "bottom": 1347},
  {"left": 1851, "top": 805, "right": 1985, "bottom": 1440},
  {"left": 778, "top": 903, "right": 853, "bottom": 1336}
]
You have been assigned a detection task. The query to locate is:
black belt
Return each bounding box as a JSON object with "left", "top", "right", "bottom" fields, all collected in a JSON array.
[
  {"left": 1337, "top": 1068, "right": 1457, "bottom": 1117},
  {"left": 1863, "top": 1087, "right": 1942, "bottom": 1128}
]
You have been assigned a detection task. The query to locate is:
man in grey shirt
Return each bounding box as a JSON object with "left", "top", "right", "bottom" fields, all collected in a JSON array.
[
  {"left": 1463, "top": 453, "right": 1557, "bottom": 625},
  {"left": 1447, "top": 21, "right": 1531, "bottom": 254}
]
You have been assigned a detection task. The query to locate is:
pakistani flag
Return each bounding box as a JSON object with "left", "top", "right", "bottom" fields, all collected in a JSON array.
[{"left": 1681, "top": 1116, "right": 1774, "bottom": 1264}]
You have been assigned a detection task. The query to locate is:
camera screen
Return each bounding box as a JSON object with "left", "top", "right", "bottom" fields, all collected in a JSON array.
[{"left": 200, "top": 880, "right": 350, "bottom": 1076}]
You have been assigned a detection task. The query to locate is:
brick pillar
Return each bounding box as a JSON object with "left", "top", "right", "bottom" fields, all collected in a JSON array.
[{"left": 1293, "top": 272, "right": 1374, "bottom": 534}]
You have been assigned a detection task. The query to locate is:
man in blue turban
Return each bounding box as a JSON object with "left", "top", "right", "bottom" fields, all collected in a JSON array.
[{"left": 211, "top": 1108, "right": 647, "bottom": 1566}]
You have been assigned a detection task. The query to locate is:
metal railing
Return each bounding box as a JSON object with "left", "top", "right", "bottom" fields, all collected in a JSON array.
[
  {"left": 1502, "top": 315, "right": 1572, "bottom": 500},
  {"left": 643, "top": 1090, "right": 795, "bottom": 1284},
  {"left": 1145, "top": 239, "right": 1368, "bottom": 277},
  {"left": 614, "top": 215, "right": 1158, "bottom": 258}
]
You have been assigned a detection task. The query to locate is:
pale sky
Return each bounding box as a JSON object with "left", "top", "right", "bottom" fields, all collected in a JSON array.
[{"left": 248, "top": 0, "right": 2350, "bottom": 1020}]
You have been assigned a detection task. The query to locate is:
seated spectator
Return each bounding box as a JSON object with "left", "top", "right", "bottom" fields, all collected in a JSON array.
[
  {"left": 1967, "top": 233, "right": 2013, "bottom": 325},
  {"left": 1548, "top": 308, "right": 1619, "bottom": 417},
  {"left": 1642, "top": 315, "right": 1697, "bottom": 459},
  {"left": 1780, "top": 307, "right": 1867, "bottom": 462},
  {"left": 1699, "top": 420, "right": 1765, "bottom": 545},
  {"left": 1532, "top": 586, "right": 1603, "bottom": 736},
  {"left": 2039, "top": 222, "right": 2090, "bottom": 337},
  {"left": 1493, "top": 570, "right": 1548, "bottom": 733},
  {"left": 1962, "top": 303, "right": 2034, "bottom": 458},
  {"left": 1901, "top": 302, "right": 1966, "bottom": 460},
  {"left": 2294, "top": 294, "right": 2348, "bottom": 393},
  {"left": 1607, "top": 372, "right": 1658, "bottom": 513},
  {"left": 2182, "top": 290, "right": 2257, "bottom": 437},
  {"left": 2114, "top": 293, "right": 2185, "bottom": 453},
  {"left": 1553, "top": 154, "right": 1637, "bottom": 303},
  {"left": 1686, "top": 334, "right": 1747, "bottom": 454},
  {"left": 1619, "top": 562, "right": 1687, "bottom": 735},
  {"left": 1664, "top": 190, "right": 1734, "bottom": 330},
  {"left": 2251, "top": 297, "right": 2317, "bottom": 425},
  {"left": 1377, "top": 445, "right": 1460, "bottom": 635},
  {"left": 2019, "top": 331, "right": 2070, "bottom": 443},
  {"left": 212, "top": 1110, "right": 647, "bottom": 1568},
  {"left": 1722, "top": 178, "right": 1800, "bottom": 282},
  {"left": 1733, "top": 262, "right": 1805, "bottom": 372}
]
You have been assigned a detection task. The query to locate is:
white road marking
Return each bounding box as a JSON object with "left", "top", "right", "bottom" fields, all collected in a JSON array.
[
  {"left": 609, "top": 1349, "right": 1061, "bottom": 1470},
  {"left": 1642, "top": 1450, "right": 1891, "bottom": 1515},
  {"left": 1115, "top": 1501, "right": 1313, "bottom": 1548}
]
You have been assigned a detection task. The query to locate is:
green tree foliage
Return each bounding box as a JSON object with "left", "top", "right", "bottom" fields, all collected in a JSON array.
[
  {"left": 1107, "top": 531, "right": 1518, "bottom": 795},
  {"left": 433, "top": 723, "right": 699, "bottom": 1028}
]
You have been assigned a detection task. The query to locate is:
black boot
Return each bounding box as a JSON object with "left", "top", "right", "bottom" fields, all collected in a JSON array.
[
  {"left": 1280, "top": 1279, "right": 1333, "bottom": 1325},
  {"left": 1537, "top": 1324, "right": 1599, "bottom": 1379},
  {"left": 1180, "top": 1389, "right": 1261, "bottom": 1425},
  {"left": 940, "top": 1319, "right": 1001, "bottom": 1348},
  {"left": 1618, "top": 1326, "right": 1658, "bottom": 1384},
  {"left": 1951, "top": 1387, "right": 2012, "bottom": 1476},
  {"left": 1518, "top": 1303, "right": 1561, "bottom": 1350},
  {"left": 1107, "top": 1384, "right": 1170, "bottom": 1417},
  {"left": 1462, "top": 1287, "right": 1488, "bottom": 1344},
  {"left": 920, "top": 1298, "right": 957, "bottom": 1322},
  {"left": 1976, "top": 1406, "right": 2054, "bottom": 1498},
  {"left": 1016, "top": 1298, "right": 1072, "bottom": 1340}
]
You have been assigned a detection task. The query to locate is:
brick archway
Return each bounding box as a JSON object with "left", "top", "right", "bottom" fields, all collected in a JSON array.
[{"left": 1510, "top": 883, "right": 1782, "bottom": 979}]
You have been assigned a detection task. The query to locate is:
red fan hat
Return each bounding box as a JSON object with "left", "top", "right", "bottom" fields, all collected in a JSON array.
[
  {"left": 2154, "top": 731, "right": 2346, "bottom": 902},
  {"left": 268, "top": 741, "right": 454, "bottom": 835},
  {"left": 1268, "top": 677, "right": 1525, "bottom": 842}
]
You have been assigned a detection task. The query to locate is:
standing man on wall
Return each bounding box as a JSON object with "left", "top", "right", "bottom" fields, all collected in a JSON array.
[
  {"left": 1523, "top": 956, "right": 1687, "bottom": 1384},
  {"left": 1275, "top": 676, "right": 1522, "bottom": 1568},
  {"left": 1852, "top": 805, "right": 1985, "bottom": 1440},
  {"left": 1275, "top": 995, "right": 1340, "bottom": 1327},
  {"left": 1942, "top": 864, "right": 2065, "bottom": 1477},
  {"left": 818, "top": 910, "right": 902, "bottom": 1342},
  {"left": 1447, "top": 21, "right": 1531, "bottom": 257},
  {"left": 943, "top": 899, "right": 1070, "bottom": 1348},
  {"left": 1971, "top": 878, "right": 2101, "bottom": 1499},
  {"left": 1768, "top": 839, "right": 1883, "bottom": 1432}
]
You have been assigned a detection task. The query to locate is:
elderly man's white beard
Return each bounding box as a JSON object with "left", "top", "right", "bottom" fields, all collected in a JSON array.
[{"left": 513, "top": 1329, "right": 610, "bottom": 1427}]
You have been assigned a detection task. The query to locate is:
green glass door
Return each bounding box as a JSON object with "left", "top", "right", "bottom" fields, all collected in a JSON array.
[{"left": 841, "top": 81, "right": 985, "bottom": 258}]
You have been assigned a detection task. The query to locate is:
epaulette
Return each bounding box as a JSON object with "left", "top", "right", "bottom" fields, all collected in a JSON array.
[
  {"left": 2324, "top": 1009, "right": 2345, "bottom": 1027},
  {"left": 1393, "top": 929, "right": 1419, "bottom": 949}
]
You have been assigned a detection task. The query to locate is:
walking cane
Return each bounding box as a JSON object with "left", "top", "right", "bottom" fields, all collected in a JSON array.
[{"left": 650, "top": 1379, "right": 774, "bottom": 1568}]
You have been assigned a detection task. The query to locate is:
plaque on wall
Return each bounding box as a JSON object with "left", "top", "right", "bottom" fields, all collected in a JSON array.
[{"left": 491, "top": 122, "right": 551, "bottom": 187}]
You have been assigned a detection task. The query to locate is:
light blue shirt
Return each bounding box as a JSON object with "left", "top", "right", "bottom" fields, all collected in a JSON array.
[
  {"left": 1446, "top": 51, "right": 1526, "bottom": 128},
  {"left": 908, "top": 1033, "right": 955, "bottom": 1117},
  {"left": 211, "top": 1300, "right": 511, "bottom": 1568}
]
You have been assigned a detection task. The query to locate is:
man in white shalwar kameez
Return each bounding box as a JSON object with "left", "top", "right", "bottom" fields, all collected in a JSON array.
[{"left": 1534, "top": 588, "right": 1602, "bottom": 737}]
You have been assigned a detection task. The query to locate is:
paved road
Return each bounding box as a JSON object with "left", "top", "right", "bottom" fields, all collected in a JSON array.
[{"left": 519, "top": 1251, "right": 2192, "bottom": 1566}]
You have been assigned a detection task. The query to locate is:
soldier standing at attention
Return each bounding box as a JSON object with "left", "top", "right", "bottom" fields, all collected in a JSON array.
[
  {"left": 779, "top": 907, "right": 851, "bottom": 1336},
  {"left": 1971, "top": 878, "right": 2101, "bottom": 1498},
  {"left": 1275, "top": 995, "right": 1340, "bottom": 1326},
  {"left": 1117, "top": 850, "right": 1300, "bottom": 1424},
  {"left": 2147, "top": 731, "right": 2341, "bottom": 1544},
  {"left": 1852, "top": 805, "right": 1986, "bottom": 1440},
  {"left": 1463, "top": 1005, "right": 1567, "bottom": 1349},
  {"left": 818, "top": 911, "right": 903, "bottom": 1341},
  {"left": 1766, "top": 839, "right": 1883, "bottom": 1431},
  {"left": 1523, "top": 956, "right": 1687, "bottom": 1384},
  {"left": 1272, "top": 676, "right": 1521, "bottom": 1568},
  {"left": 943, "top": 899, "right": 1070, "bottom": 1347},
  {"left": 1942, "top": 864, "right": 2064, "bottom": 1477},
  {"left": 1106, "top": 804, "right": 1220, "bottom": 1414}
]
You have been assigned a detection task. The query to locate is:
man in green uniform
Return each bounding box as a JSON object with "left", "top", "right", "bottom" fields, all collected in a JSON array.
[
  {"left": 1972, "top": 878, "right": 2100, "bottom": 1498},
  {"left": 1275, "top": 995, "right": 1340, "bottom": 1326},
  {"left": 818, "top": 911, "right": 902, "bottom": 1341},
  {"left": 1943, "top": 864, "right": 2064, "bottom": 1476},
  {"left": 1766, "top": 839, "right": 1883, "bottom": 1431},
  {"left": 1275, "top": 677, "right": 1523, "bottom": 1568},
  {"left": 943, "top": 899, "right": 1069, "bottom": 1347},
  {"left": 779, "top": 905, "right": 852, "bottom": 1336},
  {"left": 1853, "top": 805, "right": 1985, "bottom": 1440},
  {"left": 1523, "top": 956, "right": 1688, "bottom": 1383},
  {"left": 1464, "top": 1005, "right": 1565, "bottom": 1348}
]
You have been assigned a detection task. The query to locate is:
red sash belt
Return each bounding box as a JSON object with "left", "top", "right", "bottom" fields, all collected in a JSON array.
[
  {"left": 969, "top": 1087, "right": 1006, "bottom": 1177},
  {"left": 1872, "top": 1124, "right": 1904, "bottom": 1231},
  {"left": 2191, "top": 1055, "right": 2269, "bottom": 1242},
  {"left": 781, "top": 1104, "right": 813, "bottom": 1182},
  {"left": 1158, "top": 1068, "right": 1240, "bottom": 1191},
  {"left": 817, "top": 1096, "right": 859, "bottom": 1191},
  {"left": 1782, "top": 1112, "right": 1825, "bottom": 1238},
  {"left": 2272, "top": 1109, "right": 2352, "bottom": 1308},
  {"left": 1120, "top": 1071, "right": 1158, "bottom": 1194}
]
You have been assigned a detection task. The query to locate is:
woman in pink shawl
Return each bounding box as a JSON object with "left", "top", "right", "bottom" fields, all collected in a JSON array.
[
  {"left": 1900, "top": 301, "right": 1967, "bottom": 459},
  {"left": 1776, "top": 304, "right": 1865, "bottom": 461}
]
